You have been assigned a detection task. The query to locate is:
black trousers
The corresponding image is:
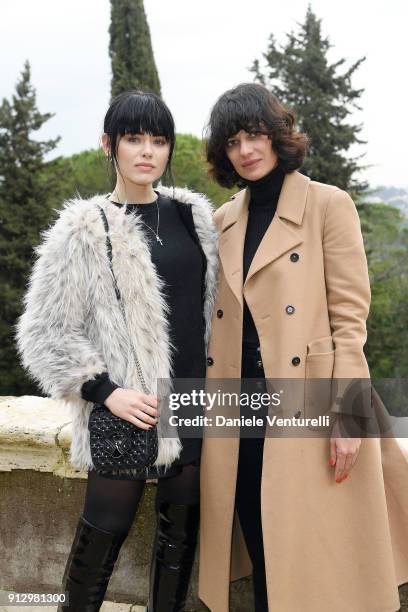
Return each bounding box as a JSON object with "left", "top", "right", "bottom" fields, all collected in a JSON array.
[{"left": 235, "top": 342, "right": 269, "bottom": 612}]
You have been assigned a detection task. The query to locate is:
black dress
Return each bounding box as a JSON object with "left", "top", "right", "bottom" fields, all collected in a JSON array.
[{"left": 81, "top": 193, "right": 207, "bottom": 479}]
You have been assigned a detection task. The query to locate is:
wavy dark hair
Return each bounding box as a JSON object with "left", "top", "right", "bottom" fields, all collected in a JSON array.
[
  {"left": 103, "top": 90, "right": 175, "bottom": 184},
  {"left": 205, "top": 83, "right": 309, "bottom": 188}
]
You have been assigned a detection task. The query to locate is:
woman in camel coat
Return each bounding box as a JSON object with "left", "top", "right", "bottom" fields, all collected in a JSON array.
[{"left": 198, "top": 82, "right": 408, "bottom": 612}]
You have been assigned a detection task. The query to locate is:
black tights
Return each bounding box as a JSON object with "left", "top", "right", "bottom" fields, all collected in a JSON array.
[{"left": 83, "top": 463, "right": 200, "bottom": 535}]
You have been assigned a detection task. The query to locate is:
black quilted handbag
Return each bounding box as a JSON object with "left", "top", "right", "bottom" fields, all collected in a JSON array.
[
  {"left": 88, "top": 403, "right": 158, "bottom": 470},
  {"left": 88, "top": 205, "right": 159, "bottom": 472}
]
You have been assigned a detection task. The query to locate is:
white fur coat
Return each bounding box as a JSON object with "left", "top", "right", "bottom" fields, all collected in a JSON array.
[{"left": 15, "top": 186, "right": 218, "bottom": 472}]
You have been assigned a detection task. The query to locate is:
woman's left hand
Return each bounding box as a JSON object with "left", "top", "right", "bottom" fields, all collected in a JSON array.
[{"left": 329, "top": 415, "right": 361, "bottom": 483}]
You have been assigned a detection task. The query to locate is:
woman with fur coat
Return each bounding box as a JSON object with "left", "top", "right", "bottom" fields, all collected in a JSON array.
[{"left": 16, "top": 90, "right": 218, "bottom": 611}]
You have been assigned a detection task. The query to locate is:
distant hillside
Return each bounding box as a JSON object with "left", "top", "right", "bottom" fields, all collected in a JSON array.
[{"left": 367, "top": 186, "right": 408, "bottom": 218}]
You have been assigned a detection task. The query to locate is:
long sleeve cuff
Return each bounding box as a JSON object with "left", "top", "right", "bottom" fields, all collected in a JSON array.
[{"left": 80, "top": 372, "right": 120, "bottom": 405}]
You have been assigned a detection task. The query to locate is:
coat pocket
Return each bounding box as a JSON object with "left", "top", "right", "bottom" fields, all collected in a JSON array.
[
  {"left": 304, "top": 336, "right": 335, "bottom": 429},
  {"left": 305, "top": 336, "right": 335, "bottom": 378}
]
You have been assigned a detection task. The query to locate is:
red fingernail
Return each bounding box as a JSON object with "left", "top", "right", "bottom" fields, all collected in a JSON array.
[
  {"left": 343, "top": 474, "right": 348, "bottom": 480},
  {"left": 329, "top": 458, "right": 335, "bottom": 466},
  {"left": 336, "top": 478, "right": 342, "bottom": 483}
]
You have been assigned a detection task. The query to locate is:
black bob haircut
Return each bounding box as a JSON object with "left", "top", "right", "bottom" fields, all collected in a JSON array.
[
  {"left": 103, "top": 90, "right": 175, "bottom": 183},
  {"left": 205, "top": 82, "right": 309, "bottom": 189}
]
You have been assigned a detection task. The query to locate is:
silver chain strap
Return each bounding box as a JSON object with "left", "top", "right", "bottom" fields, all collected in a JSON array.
[
  {"left": 97, "top": 205, "right": 149, "bottom": 396},
  {"left": 117, "top": 297, "right": 149, "bottom": 395}
]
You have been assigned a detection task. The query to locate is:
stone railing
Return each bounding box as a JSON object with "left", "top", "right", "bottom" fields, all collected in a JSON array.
[{"left": 0, "top": 396, "right": 78, "bottom": 478}]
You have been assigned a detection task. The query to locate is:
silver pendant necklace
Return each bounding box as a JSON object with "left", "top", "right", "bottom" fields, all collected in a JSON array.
[
  {"left": 111, "top": 191, "right": 164, "bottom": 246},
  {"left": 135, "top": 198, "right": 163, "bottom": 246}
]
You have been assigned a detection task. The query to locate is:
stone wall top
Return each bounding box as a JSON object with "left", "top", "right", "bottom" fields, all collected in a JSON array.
[{"left": 0, "top": 396, "right": 85, "bottom": 479}]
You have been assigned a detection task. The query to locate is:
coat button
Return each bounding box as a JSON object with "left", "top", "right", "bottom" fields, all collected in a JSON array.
[
  {"left": 207, "top": 357, "right": 214, "bottom": 366},
  {"left": 217, "top": 309, "right": 224, "bottom": 318},
  {"left": 294, "top": 410, "right": 302, "bottom": 419},
  {"left": 290, "top": 252, "right": 299, "bottom": 262},
  {"left": 291, "top": 356, "right": 301, "bottom": 366},
  {"left": 286, "top": 305, "right": 295, "bottom": 315}
]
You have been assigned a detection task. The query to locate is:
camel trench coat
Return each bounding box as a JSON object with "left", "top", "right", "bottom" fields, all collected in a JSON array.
[{"left": 198, "top": 170, "right": 408, "bottom": 612}]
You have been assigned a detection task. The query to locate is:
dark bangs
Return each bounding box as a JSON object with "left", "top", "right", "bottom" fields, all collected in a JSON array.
[
  {"left": 205, "top": 82, "right": 308, "bottom": 188},
  {"left": 207, "top": 87, "right": 280, "bottom": 144},
  {"left": 103, "top": 90, "right": 175, "bottom": 176}
]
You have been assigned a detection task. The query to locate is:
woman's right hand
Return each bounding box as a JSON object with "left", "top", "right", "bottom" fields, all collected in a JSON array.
[{"left": 104, "top": 388, "right": 159, "bottom": 430}]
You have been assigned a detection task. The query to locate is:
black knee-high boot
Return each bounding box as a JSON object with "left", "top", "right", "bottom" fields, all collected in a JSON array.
[
  {"left": 147, "top": 502, "right": 200, "bottom": 612},
  {"left": 57, "top": 515, "right": 127, "bottom": 612}
]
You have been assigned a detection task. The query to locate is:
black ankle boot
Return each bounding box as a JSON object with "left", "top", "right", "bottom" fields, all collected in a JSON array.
[
  {"left": 57, "top": 515, "right": 127, "bottom": 612},
  {"left": 147, "top": 502, "right": 200, "bottom": 612}
]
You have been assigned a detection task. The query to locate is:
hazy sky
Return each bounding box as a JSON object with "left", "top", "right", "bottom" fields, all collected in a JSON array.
[{"left": 1, "top": 0, "right": 407, "bottom": 187}]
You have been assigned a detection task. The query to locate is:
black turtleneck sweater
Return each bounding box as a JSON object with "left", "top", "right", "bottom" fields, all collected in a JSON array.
[{"left": 243, "top": 164, "right": 285, "bottom": 344}]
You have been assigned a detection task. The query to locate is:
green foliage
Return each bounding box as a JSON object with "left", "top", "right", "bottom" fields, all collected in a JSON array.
[
  {"left": 50, "top": 149, "right": 111, "bottom": 203},
  {"left": 358, "top": 202, "right": 408, "bottom": 377},
  {"left": 251, "top": 5, "right": 367, "bottom": 196},
  {"left": 109, "top": 0, "right": 161, "bottom": 99},
  {"left": 0, "top": 61, "right": 61, "bottom": 395},
  {"left": 164, "top": 133, "right": 234, "bottom": 207}
]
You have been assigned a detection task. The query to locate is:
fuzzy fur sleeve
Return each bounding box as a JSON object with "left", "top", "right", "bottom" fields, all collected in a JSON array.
[{"left": 15, "top": 208, "right": 107, "bottom": 401}]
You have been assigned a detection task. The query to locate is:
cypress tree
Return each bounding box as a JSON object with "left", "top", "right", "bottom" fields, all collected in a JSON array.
[
  {"left": 109, "top": 0, "right": 161, "bottom": 99},
  {"left": 251, "top": 5, "right": 367, "bottom": 195},
  {"left": 0, "top": 61, "right": 60, "bottom": 395}
]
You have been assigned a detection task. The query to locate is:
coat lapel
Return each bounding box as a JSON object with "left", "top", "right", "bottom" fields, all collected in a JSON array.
[
  {"left": 244, "top": 171, "right": 310, "bottom": 285},
  {"left": 218, "top": 170, "right": 311, "bottom": 304},
  {"left": 219, "top": 189, "right": 249, "bottom": 308}
]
